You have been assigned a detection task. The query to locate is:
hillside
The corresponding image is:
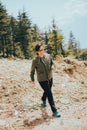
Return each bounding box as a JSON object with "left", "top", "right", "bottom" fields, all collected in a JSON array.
[{"left": 0, "top": 58, "right": 87, "bottom": 130}]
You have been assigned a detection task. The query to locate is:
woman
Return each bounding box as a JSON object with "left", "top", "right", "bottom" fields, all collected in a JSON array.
[{"left": 30, "top": 43, "right": 61, "bottom": 117}]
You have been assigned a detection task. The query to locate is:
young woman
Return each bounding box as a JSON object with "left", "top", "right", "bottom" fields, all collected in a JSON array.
[{"left": 30, "top": 43, "right": 61, "bottom": 117}]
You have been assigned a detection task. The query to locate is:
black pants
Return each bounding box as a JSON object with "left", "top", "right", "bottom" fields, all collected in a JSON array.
[{"left": 39, "top": 78, "right": 57, "bottom": 113}]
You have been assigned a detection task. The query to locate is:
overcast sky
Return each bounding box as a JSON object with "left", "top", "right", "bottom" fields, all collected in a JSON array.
[{"left": 1, "top": 0, "right": 87, "bottom": 48}]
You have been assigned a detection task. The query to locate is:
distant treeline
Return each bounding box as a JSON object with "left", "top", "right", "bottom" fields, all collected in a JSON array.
[{"left": 0, "top": 2, "right": 87, "bottom": 60}]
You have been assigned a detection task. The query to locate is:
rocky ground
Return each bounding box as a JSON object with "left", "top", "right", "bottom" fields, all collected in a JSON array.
[{"left": 0, "top": 57, "right": 87, "bottom": 130}]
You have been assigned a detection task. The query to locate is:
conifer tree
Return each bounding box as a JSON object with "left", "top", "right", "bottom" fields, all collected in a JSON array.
[
  {"left": 68, "top": 31, "right": 80, "bottom": 57},
  {"left": 17, "top": 11, "right": 32, "bottom": 58},
  {"left": 47, "top": 19, "right": 64, "bottom": 58},
  {"left": 0, "top": 2, "right": 9, "bottom": 57}
]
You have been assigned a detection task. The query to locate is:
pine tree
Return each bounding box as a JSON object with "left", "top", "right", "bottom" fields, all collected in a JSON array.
[
  {"left": 47, "top": 19, "right": 64, "bottom": 58},
  {"left": 44, "top": 31, "right": 48, "bottom": 45},
  {"left": 17, "top": 11, "right": 32, "bottom": 58},
  {"left": 68, "top": 31, "right": 80, "bottom": 57},
  {"left": 68, "top": 31, "right": 75, "bottom": 50},
  {"left": 5, "top": 16, "right": 18, "bottom": 57},
  {"left": 32, "top": 24, "right": 40, "bottom": 42},
  {"left": 0, "top": 2, "right": 9, "bottom": 57}
]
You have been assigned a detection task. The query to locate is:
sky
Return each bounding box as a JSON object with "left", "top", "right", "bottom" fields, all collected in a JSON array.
[{"left": 1, "top": 0, "right": 87, "bottom": 49}]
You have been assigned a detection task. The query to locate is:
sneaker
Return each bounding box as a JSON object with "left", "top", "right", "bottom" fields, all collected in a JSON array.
[
  {"left": 53, "top": 111, "right": 61, "bottom": 117},
  {"left": 41, "top": 101, "right": 46, "bottom": 107}
]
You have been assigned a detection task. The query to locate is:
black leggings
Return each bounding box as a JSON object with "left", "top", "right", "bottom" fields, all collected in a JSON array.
[{"left": 39, "top": 78, "right": 57, "bottom": 113}]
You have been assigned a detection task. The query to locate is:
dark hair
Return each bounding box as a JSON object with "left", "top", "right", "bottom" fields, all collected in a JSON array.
[{"left": 35, "top": 43, "right": 42, "bottom": 52}]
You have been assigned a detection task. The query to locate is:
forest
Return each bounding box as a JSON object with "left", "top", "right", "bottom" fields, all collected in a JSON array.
[{"left": 0, "top": 2, "right": 87, "bottom": 60}]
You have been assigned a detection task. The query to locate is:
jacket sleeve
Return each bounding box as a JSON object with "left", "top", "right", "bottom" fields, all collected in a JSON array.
[{"left": 30, "top": 59, "right": 36, "bottom": 81}]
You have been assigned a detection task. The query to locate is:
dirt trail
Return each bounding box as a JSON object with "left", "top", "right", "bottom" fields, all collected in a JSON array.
[{"left": 0, "top": 58, "right": 87, "bottom": 130}]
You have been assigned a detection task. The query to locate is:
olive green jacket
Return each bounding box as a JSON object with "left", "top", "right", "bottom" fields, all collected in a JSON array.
[{"left": 30, "top": 53, "right": 55, "bottom": 82}]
